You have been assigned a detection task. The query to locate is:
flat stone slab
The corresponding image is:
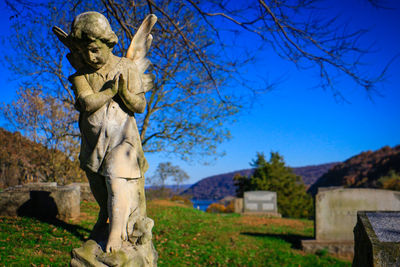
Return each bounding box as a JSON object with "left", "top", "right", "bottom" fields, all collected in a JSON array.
[
  {"left": 353, "top": 211, "right": 400, "bottom": 267},
  {"left": 367, "top": 212, "right": 400, "bottom": 242},
  {"left": 0, "top": 183, "right": 80, "bottom": 221}
]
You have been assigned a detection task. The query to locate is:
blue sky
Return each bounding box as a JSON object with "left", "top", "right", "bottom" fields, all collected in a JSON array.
[
  {"left": 146, "top": 0, "right": 400, "bottom": 184},
  {"left": 0, "top": 1, "right": 399, "bottom": 185}
]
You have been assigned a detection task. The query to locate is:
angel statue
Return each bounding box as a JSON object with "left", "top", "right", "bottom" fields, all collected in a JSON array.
[{"left": 53, "top": 11, "right": 158, "bottom": 265}]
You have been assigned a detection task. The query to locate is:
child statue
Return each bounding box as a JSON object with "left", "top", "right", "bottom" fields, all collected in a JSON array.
[{"left": 53, "top": 11, "right": 157, "bottom": 257}]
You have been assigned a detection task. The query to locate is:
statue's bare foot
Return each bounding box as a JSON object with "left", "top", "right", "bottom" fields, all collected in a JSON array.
[
  {"left": 106, "top": 234, "right": 122, "bottom": 253},
  {"left": 121, "top": 228, "right": 128, "bottom": 241}
]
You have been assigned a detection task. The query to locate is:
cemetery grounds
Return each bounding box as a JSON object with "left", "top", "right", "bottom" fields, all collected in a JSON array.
[{"left": 0, "top": 200, "right": 351, "bottom": 266}]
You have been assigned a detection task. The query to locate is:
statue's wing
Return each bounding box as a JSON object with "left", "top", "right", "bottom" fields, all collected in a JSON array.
[
  {"left": 126, "top": 14, "right": 157, "bottom": 76},
  {"left": 52, "top": 26, "right": 85, "bottom": 71},
  {"left": 52, "top": 26, "right": 70, "bottom": 48}
]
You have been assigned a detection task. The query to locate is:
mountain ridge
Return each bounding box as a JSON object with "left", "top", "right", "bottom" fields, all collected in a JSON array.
[
  {"left": 181, "top": 162, "right": 338, "bottom": 200},
  {"left": 308, "top": 145, "right": 400, "bottom": 196}
]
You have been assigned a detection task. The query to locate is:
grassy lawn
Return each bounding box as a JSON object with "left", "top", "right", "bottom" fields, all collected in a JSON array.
[{"left": 0, "top": 200, "right": 351, "bottom": 266}]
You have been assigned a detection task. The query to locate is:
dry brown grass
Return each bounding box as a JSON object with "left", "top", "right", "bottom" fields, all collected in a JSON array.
[
  {"left": 149, "top": 199, "right": 188, "bottom": 208},
  {"left": 237, "top": 215, "right": 309, "bottom": 230}
]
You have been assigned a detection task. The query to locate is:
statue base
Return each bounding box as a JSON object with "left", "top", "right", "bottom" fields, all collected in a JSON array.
[
  {"left": 71, "top": 239, "right": 157, "bottom": 267},
  {"left": 71, "top": 215, "right": 157, "bottom": 266}
]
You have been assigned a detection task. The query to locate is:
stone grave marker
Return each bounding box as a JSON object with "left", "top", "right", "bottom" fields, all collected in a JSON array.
[
  {"left": 353, "top": 211, "right": 400, "bottom": 267},
  {"left": 243, "top": 191, "right": 280, "bottom": 216},
  {"left": 302, "top": 188, "right": 400, "bottom": 258}
]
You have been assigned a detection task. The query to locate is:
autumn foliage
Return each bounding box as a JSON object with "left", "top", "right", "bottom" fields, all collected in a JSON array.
[
  {"left": 378, "top": 170, "right": 400, "bottom": 191},
  {"left": 0, "top": 128, "right": 86, "bottom": 188},
  {"left": 308, "top": 145, "right": 400, "bottom": 195},
  {"left": 170, "top": 195, "right": 193, "bottom": 206},
  {"left": 206, "top": 203, "right": 227, "bottom": 213}
]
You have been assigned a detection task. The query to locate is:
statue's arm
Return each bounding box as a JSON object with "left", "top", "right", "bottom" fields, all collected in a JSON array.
[
  {"left": 71, "top": 75, "right": 118, "bottom": 113},
  {"left": 118, "top": 73, "right": 146, "bottom": 114}
]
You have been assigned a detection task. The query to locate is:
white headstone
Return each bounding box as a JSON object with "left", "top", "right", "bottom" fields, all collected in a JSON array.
[{"left": 244, "top": 191, "right": 277, "bottom": 213}]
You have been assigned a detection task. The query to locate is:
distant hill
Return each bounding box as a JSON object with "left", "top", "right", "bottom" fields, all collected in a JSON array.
[
  {"left": 293, "top": 163, "right": 339, "bottom": 187},
  {"left": 308, "top": 145, "right": 400, "bottom": 196},
  {"left": 0, "top": 128, "right": 85, "bottom": 188},
  {"left": 181, "top": 163, "right": 338, "bottom": 200},
  {"left": 145, "top": 184, "right": 193, "bottom": 193},
  {"left": 180, "top": 169, "right": 253, "bottom": 200}
]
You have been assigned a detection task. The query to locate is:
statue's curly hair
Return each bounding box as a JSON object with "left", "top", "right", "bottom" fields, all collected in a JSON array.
[{"left": 69, "top": 11, "right": 118, "bottom": 47}]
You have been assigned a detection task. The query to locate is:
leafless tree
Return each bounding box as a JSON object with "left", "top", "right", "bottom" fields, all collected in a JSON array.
[
  {"left": 2, "top": 0, "right": 392, "bottom": 175},
  {"left": 150, "top": 162, "right": 189, "bottom": 191}
]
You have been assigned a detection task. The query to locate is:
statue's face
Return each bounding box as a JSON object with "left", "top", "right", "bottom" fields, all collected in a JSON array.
[{"left": 79, "top": 39, "right": 112, "bottom": 70}]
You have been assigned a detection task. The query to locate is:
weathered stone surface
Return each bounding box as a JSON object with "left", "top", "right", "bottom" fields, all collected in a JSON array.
[
  {"left": 71, "top": 240, "right": 108, "bottom": 267},
  {"left": 0, "top": 183, "right": 80, "bottom": 221},
  {"left": 0, "top": 190, "right": 30, "bottom": 216},
  {"left": 302, "top": 188, "right": 400, "bottom": 259},
  {"left": 71, "top": 239, "right": 158, "bottom": 267},
  {"left": 53, "top": 184, "right": 81, "bottom": 220},
  {"left": 54, "top": 10, "right": 158, "bottom": 263},
  {"left": 72, "top": 182, "right": 95, "bottom": 202},
  {"left": 315, "top": 188, "right": 400, "bottom": 241},
  {"left": 233, "top": 198, "right": 243, "bottom": 213},
  {"left": 367, "top": 212, "right": 400, "bottom": 242},
  {"left": 353, "top": 211, "right": 400, "bottom": 267},
  {"left": 243, "top": 191, "right": 279, "bottom": 215},
  {"left": 71, "top": 215, "right": 158, "bottom": 267}
]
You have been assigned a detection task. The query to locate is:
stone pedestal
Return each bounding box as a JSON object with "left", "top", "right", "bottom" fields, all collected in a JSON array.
[
  {"left": 71, "top": 240, "right": 157, "bottom": 267},
  {"left": 72, "top": 182, "right": 95, "bottom": 202},
  {"left": 353, "top": 211, "right": 400, "bottom": 267},
  {"left": 71, "top": 214, "right": 157, "bottom": 267}
]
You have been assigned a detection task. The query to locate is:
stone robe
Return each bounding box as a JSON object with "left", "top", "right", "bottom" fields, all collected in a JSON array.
[{"left": 72, "top": 55, "right": 148, "bottom": 179}]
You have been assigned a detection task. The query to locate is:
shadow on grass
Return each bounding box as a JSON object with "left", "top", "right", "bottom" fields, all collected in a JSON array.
[
  {"left": 32, "top": 216, "right": 91, "bottom": 241},
  {"left": 241, "top": 232, "right": 312, "bottom": 249},
  {"left": 17, "top": 190, "right": 91, "bottom": 241}
]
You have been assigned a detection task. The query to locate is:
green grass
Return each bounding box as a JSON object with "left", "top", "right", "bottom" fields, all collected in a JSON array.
[
  {"left": 0, "top": 202, "right": 97, "bottom": 266},
  {"left": 0, "top": 200, "right": 351, "bottom": 266}
]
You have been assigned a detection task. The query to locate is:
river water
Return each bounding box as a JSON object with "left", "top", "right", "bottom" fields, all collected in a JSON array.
[{"left": 191, "top": 199, "right": 218, "bottom": 211}]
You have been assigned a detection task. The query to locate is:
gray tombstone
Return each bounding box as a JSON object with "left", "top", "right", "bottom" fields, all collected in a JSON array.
[
  {"left": 243, "top": 191, "right": 279, "bottom": 215},
  {"left": 302, "top": 188, "right": 400, "bottom": 259},
  {"left": 353, "top": 211, "right": 400, "bottom": 267},
  {"left": 315, "top": 188, "right": 400, "bottom": 241}
]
